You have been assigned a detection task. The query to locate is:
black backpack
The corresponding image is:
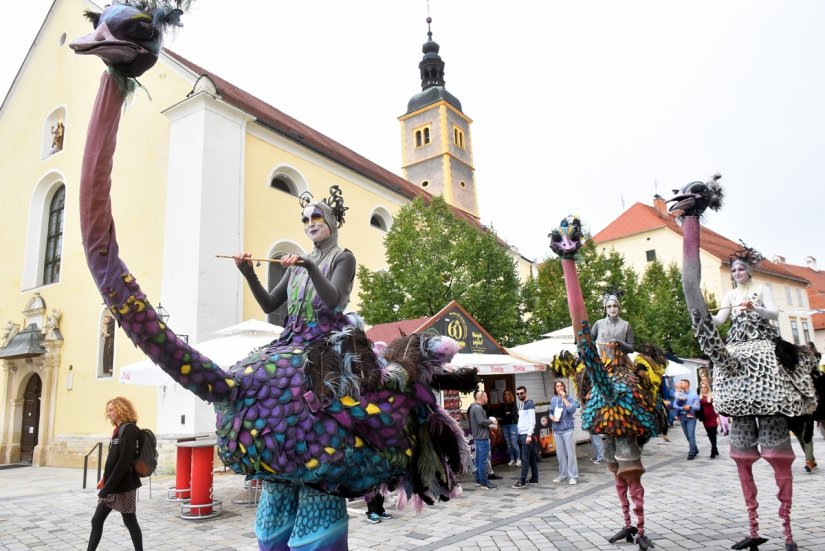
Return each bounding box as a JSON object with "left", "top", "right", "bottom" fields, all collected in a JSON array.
[{"left": 119, "top": 423, "right": 158, "bottom": 477}]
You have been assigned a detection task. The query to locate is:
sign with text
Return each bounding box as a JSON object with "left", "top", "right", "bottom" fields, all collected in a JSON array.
[{"left": 431, "top": 308, "right": 500, "bottom": 354}]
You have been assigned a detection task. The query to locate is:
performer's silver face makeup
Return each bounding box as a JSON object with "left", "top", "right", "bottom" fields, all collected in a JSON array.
[
  {"left": 605, "top": 300, "right": 620, "bottom": 319},
  {"left": 302, "top": 206, "right": 331, "bottom": 242},
  {"left": 731, "top": 262, "right": 750, "bottom": 284}
]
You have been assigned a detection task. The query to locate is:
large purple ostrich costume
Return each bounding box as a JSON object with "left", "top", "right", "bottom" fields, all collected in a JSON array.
[
  {"left": 71, "top": 3, "right": 475, "bottom": 550},
  {"left": 669, "top": 175, "right": 817, "bottom": 551},
  {"left": 549, "top": 217, "right": 659, "bottom": 551}
]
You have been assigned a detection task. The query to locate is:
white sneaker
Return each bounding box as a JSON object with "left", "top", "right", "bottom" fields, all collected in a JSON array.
[
  {"left": 569, "top": 478, "right": 577, "bottom": 485},
  {"left": 508, "top": 460, "right": 515, "bottom": 466},
  {"left": 552, "top": 477, "right": 566, "bottom": 483},
  {"left": 516, "top": 460, "right": 522, "bottom": 467}
]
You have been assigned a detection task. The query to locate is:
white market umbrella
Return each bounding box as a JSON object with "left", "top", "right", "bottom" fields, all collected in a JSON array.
[{"left": 120, "top": 320, "right": 282, "bottom": 385}]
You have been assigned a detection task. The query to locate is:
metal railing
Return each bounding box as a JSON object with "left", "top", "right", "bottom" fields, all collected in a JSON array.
[{"left": 82, "top": 442, "right": 103, "bottom": 489}]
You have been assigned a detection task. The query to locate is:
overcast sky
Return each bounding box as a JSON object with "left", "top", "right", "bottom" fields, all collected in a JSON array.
[{"left": 3, "top": 1, "right": 824, "bottom": 268}]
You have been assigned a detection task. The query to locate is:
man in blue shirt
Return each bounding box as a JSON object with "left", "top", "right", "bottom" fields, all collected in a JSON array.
[
  {"left": 672, "top": 379, "right": 700, "bottom": 459},
  {"left": 512, "top": 386, "right": 539, "bottom": 488},
  {"left": 468, "top": 389, "right": 497, "bottom": 489}
]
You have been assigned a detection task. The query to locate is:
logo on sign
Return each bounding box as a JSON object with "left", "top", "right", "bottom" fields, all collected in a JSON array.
[{"left": 446, "top": 313, "right": 468, "bottom": 342}]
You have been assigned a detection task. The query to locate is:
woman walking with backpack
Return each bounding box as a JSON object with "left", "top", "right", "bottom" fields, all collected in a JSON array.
[{"left": 88, "top": 396, "right": 143, "bottom": 551}]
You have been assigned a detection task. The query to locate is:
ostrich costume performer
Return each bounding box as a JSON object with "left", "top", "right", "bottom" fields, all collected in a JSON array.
[
  {"left": 71, "top": 3, "right": 476, "bottom": 550},
  {"left": 668, "top": 175, "right": 817, "bottom": 551},
  {"left": 549, "top": 217, "right": 660, "bottom": 550}
]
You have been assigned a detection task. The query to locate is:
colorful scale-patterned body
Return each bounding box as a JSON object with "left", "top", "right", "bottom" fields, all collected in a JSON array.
[
  {"left": 80, "top": 73, "right": 464, "bottom": 505},
  {"left": 576, "top": 323, "right": 659, "bottom": 439}
]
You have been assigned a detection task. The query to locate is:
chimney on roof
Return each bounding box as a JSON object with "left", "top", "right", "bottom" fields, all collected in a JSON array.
[
  {"left": 652, "top": 194, "right": 668, "bottom": 216},
  {"left": 772, "top": 255, "right": 786, "bottom": 264},
  {"left": 805, "top": 256, "right": 819, "bottom": 272}
]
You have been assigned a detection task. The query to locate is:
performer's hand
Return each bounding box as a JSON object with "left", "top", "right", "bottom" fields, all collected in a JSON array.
[
  {"left": 233, "top": 252, "right": 252, "bottom": 268},
  {"left": 279, "top": 254, "right": 306, "bottom": 268},
  {"left": 97, "top": 479, "right": 104, "bottom": 490}
]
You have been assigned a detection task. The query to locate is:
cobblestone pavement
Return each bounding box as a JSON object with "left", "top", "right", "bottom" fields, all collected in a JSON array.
[{"left": 1, "top": 427, "right": 822, "bottom": 550}]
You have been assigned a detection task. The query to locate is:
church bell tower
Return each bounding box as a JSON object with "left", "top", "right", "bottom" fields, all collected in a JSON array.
[{"left": 399, "top": 18, "right": 478, "bottom": 219}]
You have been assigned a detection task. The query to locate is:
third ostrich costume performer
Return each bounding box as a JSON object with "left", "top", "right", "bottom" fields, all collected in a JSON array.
[
  {"left": 71, "top": 2, "right": 476, "bottom": 549},
  {"left": 669, "top": 175, "right": 817, "bottom": 551},
  {"left": 549, "top": 217, "right": 660, "bottom": 550}
]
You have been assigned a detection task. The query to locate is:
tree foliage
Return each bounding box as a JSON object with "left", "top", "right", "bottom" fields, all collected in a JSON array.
[
  {"left": 357, "top": 196, "right": 717, "bottom": 358},
  {"left": 357, "top": 196, "right": 523, "bottom": 345},
  {"left": 530, "top": 243, "right": 715, "bottom": 359}
]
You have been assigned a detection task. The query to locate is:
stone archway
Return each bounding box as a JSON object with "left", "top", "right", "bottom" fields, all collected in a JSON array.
[{"left": 0, "top": 295, "right": 63, "bottom": 466}]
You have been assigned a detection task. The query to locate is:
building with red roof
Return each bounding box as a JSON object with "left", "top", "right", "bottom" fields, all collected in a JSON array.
[
  {"left": 769, "top": 256, "right": 825, "bottom": 359},
  {"left": 592, "top": 196, "right": 813, "bottom": 345}
]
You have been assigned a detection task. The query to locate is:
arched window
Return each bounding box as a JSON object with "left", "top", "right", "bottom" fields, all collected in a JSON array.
[
  {"left": 413, "top": 124, "right": 431, "bottom": 148},
  {"left": 369, "top": 207, "right": 393, "bottom": 232},
  {"left": 23, "top": 173, "right": 67, "bottom": 289},
  {"left": 270, "top": 175, "right": 297, "bottom": 196},
  {"left": 268, "top": 166, "right": 308, "bottom": 197},
  {"left": 43, "top": 185, "right": 65, "bottom": 285}
]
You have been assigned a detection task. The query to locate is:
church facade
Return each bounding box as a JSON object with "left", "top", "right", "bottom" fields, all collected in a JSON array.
[{"left": 0, "top": 0, "right": 534, "bottom": 467}]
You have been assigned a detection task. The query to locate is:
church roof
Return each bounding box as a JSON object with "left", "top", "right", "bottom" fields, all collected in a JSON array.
[
  {"left": 592, "top": 199, "right": 809, "bottom": 283},
  {"left": 407, "top": 86, "right": 462, "bottom": 113},
  {"left": 162, "top": 49, "right": 483, "bottom": 235}
]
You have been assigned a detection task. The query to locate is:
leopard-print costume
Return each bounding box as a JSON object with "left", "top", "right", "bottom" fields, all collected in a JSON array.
[{"left": 690, "top": 310, "right": 816, "bottom": 417}]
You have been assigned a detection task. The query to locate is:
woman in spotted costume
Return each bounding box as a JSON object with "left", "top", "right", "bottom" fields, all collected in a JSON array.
[{"left": 670, "top": 176, "right": 817, "bottom": 551}]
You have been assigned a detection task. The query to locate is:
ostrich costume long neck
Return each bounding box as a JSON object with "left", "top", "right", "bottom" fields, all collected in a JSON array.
[
  {"left": 73, "top": 4, "right": 476, "bottom": 550},
  {"left": 670, "top": 176, "right": 816, "bottom": 551},
  {"left": 548, "top": 217, "right": 658, "bottom": 551}
]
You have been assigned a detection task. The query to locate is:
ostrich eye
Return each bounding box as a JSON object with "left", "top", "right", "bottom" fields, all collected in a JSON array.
[
  {"left": 550, "top": 230, "right": 562, "bottom": 242},
  {"left": 129, "top": 21, "right": 155, "bottom": 40},
  {"left": 571, "top": 229, "right": 582, "bottom": 240}
]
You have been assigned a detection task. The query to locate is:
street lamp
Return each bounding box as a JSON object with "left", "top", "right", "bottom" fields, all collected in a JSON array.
[{"left": 156, "top": 302, "right": 170, "bottom": 324}]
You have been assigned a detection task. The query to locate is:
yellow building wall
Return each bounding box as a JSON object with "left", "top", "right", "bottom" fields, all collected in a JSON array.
[{"left": 0, "top": 0, "right": 205, "bottom": 463}]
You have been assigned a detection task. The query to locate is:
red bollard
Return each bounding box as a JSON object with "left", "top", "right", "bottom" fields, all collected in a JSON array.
[
  {"left": 167, "top": 445, "right": 192, "bottom": 501},
  {"left": 189, "top": 444, "right": 214, "bottom": 515}
]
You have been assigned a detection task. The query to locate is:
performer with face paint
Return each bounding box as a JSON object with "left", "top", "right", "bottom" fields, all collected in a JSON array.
[
  {"left": 232, "top": 187, "right": 359, "bottom": 549},
  {"left": 71, "top": 3, "right": 475, "bottom": 548},
  {"left": 233, "top": 186, "right": 355, "bottom": 326},
  {"left": 712, "top": 248, "right": 778, "bottom": 334},
  {"left": 669, "top": 177, "right": 817, "bottom": 551},
  {"left": 590, "top": 293, "right": 635, "bottom": 361}
]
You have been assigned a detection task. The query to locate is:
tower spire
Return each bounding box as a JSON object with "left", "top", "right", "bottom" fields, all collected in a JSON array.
[{"left": 419, "top": 17, "right": 446, "bottom": 90}]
